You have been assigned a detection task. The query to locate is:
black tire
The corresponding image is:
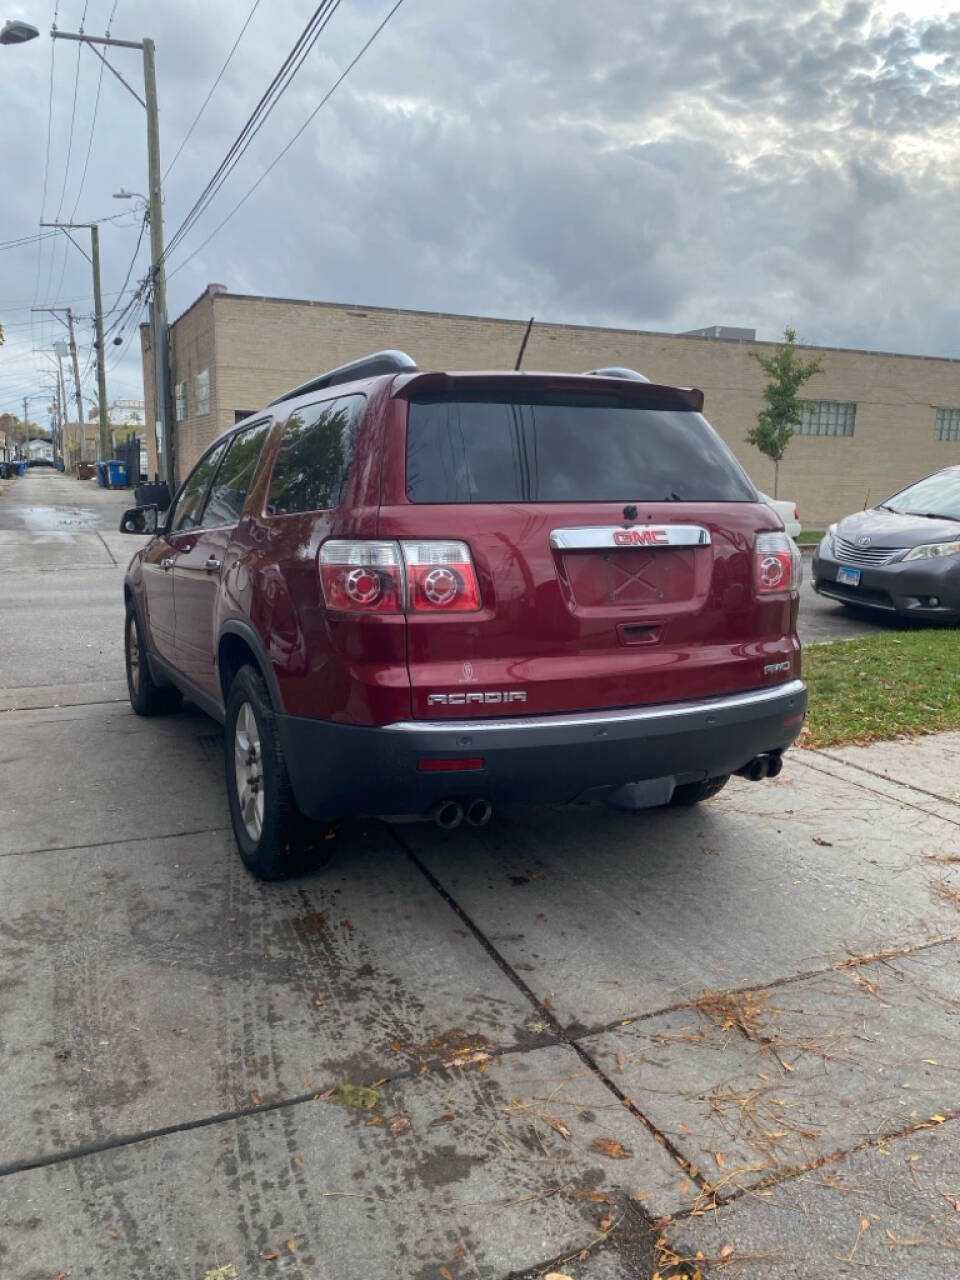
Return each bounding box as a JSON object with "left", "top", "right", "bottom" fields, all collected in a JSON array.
[
  {"left": 224, "top": 664, "right": 328, "bottom": 880},
  {"left": 670, "top": 775, "right": 730, "bottom": 807},
  {"left": 125, "top": 602, "right": 183, "bottom": 717}
]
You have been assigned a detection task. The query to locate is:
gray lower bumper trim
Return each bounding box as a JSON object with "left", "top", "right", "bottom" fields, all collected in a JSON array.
[{"left": 383, "top": 679, "right": 806, "bottom": 737}]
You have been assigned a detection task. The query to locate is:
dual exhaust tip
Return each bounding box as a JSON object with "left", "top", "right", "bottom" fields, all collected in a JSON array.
[
  {"left": 431, "top": 798, "right": 493, "bottom": 830},
  {"left": 737, "top": 752, "right": 783, "bottom": 782}
]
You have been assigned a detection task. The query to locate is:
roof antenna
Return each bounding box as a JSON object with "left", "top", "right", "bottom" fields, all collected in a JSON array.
[{"left": 514, "top": 316, "right": 534, "bottom": 371}]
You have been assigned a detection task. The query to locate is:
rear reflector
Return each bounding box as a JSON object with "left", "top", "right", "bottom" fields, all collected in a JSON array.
[
  {"left": 755, "top": 532, "right": 801, "bottom": 595},
  {"left": 418, "top": 757, "right": 485, "bottom": 772}
]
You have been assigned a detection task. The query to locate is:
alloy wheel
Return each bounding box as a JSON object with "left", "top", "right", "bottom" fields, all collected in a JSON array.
[{"left": 234, "top": 701, "right": 264, "bottom": 841}]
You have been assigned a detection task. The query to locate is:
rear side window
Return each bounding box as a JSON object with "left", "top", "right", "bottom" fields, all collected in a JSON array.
[
  {"left": 267, "top": 395, "right": 364, "bottom": 514},
  {"left": 406, "top": 394, "right": 755, "bottom": 503},
  {"left": 171, "top": 439, "right": 230, "bottom": 531},
  {"left": 203, "top": 419, "right": 272, "bottom": 526}
]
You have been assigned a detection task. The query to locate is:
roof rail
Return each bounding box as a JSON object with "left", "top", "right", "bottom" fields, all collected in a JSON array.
[
  {"left": 584, "top": 366, "right": 650, "bottom": 382},
  {"left": 268, "top": 350, "right": 418, "bottom": 406}
]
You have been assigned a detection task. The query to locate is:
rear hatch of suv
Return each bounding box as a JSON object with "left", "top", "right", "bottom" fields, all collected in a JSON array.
[{"left": 376, "top": 372, "right": 799, "bottom": 719}]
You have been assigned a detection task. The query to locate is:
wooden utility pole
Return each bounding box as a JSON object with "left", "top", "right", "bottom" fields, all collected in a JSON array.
[
  {"left": 40, "top": 220, "right": 111, "bottom": 459},
  {"left": 32, "top": 307, "right": 85, "bottom": 463}
]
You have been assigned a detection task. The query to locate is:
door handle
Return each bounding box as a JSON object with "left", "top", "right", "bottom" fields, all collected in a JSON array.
[
  {"left": 161, "top": 557, "right": 175, "bottom": 571},
  {"left": 204, "top": 556, "right": 222, "bottom": 573}
]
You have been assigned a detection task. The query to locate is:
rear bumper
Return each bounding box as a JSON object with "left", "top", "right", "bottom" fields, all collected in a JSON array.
[{"left": 277, "top": 679, "right": 808, "bottom": 820}]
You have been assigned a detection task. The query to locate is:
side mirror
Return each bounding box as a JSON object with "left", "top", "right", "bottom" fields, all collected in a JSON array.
[{"left": 119, "top": 504, "right": 159, "bottom": 535}]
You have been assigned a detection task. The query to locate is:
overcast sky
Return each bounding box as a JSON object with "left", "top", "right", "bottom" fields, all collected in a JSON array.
[{"left": 2, "top": 0, "right": 960, "bottom": 421}]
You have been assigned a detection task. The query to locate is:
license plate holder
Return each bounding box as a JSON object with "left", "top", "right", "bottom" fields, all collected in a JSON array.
[{"left": 837, "top": 566, "right": 861, "bottom": 587}]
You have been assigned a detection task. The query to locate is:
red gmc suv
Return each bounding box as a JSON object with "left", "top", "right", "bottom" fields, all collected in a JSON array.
[{"left": 120, "top": 351, "right": 806, "bottom": 878}]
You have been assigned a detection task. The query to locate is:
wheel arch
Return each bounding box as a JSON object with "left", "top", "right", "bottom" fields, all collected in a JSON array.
[{"left": 218, "top": 620, "right": 284, "bottom": 713}]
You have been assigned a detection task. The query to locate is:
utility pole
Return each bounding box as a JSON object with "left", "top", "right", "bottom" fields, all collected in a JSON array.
[
  {"left": 51, "top": 28, "right": 174, "bottom": 488},
  {"left": 34, "top": 307, "right": 85, "bottom": 463},
  {"left": 40, "top": 219, "right": 111, "bottom": 460},
  {"left": 22, "top": 396, "right": 29, "bottom": 461}
]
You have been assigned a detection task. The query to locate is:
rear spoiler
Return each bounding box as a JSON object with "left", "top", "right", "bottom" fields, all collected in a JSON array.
[{"left": 391, "top": 370, "right": 704, "bottom": 413}]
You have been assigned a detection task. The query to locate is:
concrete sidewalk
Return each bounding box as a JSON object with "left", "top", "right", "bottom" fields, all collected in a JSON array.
[{"left": 2, "top": 470, "right": 959, "bottom": 1279}]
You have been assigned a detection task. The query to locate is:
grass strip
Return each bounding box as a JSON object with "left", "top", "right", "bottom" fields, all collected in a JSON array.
[{"left": 802, "top": 628, "right": 960, "bottom": 748}]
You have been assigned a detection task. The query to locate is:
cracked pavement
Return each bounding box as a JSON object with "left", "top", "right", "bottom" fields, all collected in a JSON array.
[{"left": 1, "top": 470, "right": 959, "bottom": 1279}]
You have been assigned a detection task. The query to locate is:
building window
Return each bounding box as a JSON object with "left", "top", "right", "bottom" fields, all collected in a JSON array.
[
  {"left": 195, "top": 369, "right": 211, "bottom": 416},
  {"left": 175, "top": 382, "right": 188, "bottom": 421},
  {"left": 935, "top": 408, "right": 960, "bottom": 442},
  {"left": 797, "top": 400, "right": 856, "bottom": 437}
]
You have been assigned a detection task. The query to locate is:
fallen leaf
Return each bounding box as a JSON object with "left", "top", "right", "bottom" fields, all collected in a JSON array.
[
  {"left": 860, "top": 1218, "right": 871, "bottom": 1231},
  {"left": 720, "top": 1243, "right": 735, "bottom": 1258},
  {"left": 286, "top": 1238, "right": 298, "bottom": 1254},
  {"left": 679, "top": 1122, "right": 691, "bottom": 1135},
  {"left": 325, "top": 1083, "right": 379, "bottom": 1109},
  {"left": 313, "top": 998, "right": 324, "bottom": 1007},
  {"left": 812, "top": 836, "right": 833, "bottom": 846},
  {"left": 106, "top": 1227, "right": 120, "bottom": 1239},
  {"left": 680, "top": 1178, "right": 691, "bottom": 1195},
  {"left": 259, "top": 1250, "right": 278, "bottom": 1261},
  {"left": 591, "top": 1136, "right": 633, "bottom": 1159},
  {"left": 542, "top": 996, "right": 553, "bottom": 1010},
  {"left": 292, "top": 1155, "right": 304, "bottom": 1168},
  {"left": 782, "top": 1062, "right": 795, "bottom": 1073},
  {"left": 545, "top": 1274, "right": 575, "bottom": 1280},
  {"left": 204, "top": 1268, "right": 238, "bottom": 1280},
  {"left": 714, "top": 1152, "right": 726, "bottom": 1168},
  {"left": 250, "top": 1091, "right": 262, "bottom": 1105},
  {"left": 439, "top": 1268, "right": 453, "bottom": 1280},
  {"left": 924, "top": 1059, "right": 939, "bottom": 1066},
  {"left": 388, "top": 1114, "right": 412, "bottom": 1134},
  {"left": 549, "top": 1118, "right": 572, "bottom": 1139},
  {"left": 599, "top": 1214, "right": 614, "bottom": 1231},
  {"left": 906, "top": 1153, "right": 921, "bottom": 1162},
  {"left": 366, "top": 1113, "right": 382, "bottom": 1126},
  {"left": 931, "top": 1114, "right": 947, "bottom": 1123},
  {"left": 52, "top": 1272, "right": 70, "bottom": 1280},
  {"left": 616, "top": 1050, "right": 627, "bottom": 1074},
  {"left": 630, "top": 1191, "right": 647, "bottom": 1201},
  {"left": 454, "top": 1245, "right": 467, "bottom": 1260}
]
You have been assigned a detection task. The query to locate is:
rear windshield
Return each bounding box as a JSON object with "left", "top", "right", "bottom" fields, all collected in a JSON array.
[{"left": 405, "top": 394, "right": 756, "bottom": 503}]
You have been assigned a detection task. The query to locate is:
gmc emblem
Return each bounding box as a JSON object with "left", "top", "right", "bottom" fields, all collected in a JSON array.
[
  {"left": 427, "top": 691, "right": 528, "bottom": 706},
  {"left": 613, "top": 528, "right": 669, "bottom": 546}
]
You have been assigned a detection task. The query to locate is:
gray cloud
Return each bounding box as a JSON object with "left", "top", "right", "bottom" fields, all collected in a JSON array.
[{"left": 2, "top": 0, "right": 960, "bottom": 419}]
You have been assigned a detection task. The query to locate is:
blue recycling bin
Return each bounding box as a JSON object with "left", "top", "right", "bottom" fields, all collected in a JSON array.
[
  {"left": 96, "top": 460, "right": 108, "bottom": 487},
  {"left": 17, "top": 461, "right": 26, "bottom": 477},
  {"left": 107, "top": 459, "right": 128, "bottom": 488}
]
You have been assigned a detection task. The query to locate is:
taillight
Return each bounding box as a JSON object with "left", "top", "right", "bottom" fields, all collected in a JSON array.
[
  {"left": 318, "top": 539, "right": 482, "bottom": 614},
  {"left": 401, "top": 541, "right": 481, "bottom": 613},
  {"left": 755, "top": 532, "right": 801, "bottom": 595},
  {"left": 794, "top": 508, "right": 799, "bottom": 522},
  {"left": 319, "top": 541, "right": 404, "bottom": 613}
]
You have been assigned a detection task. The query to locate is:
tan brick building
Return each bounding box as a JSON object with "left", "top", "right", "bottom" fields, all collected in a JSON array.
[{"left": 143, "top": 286, "right": 960, "bottom": 527}]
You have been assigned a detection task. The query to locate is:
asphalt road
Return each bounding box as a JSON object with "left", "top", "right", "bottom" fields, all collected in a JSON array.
[{"left": 2, "top": 469, "right": 960, "bottom": 1278}]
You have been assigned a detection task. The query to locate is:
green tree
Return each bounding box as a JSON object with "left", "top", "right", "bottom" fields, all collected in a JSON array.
[{"left": 747, "top": 327, "right": 822, "bottom": 497}]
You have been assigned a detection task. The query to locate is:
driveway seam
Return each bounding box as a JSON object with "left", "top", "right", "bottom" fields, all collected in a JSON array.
[
  {"left": 390, "top": 829, "right": 708, "bottom": 1193},
  {"left": 794, "top": 754, "right": 960, "bottom": 829},
  {"left": 0, "top": 825, "right": 232, "bottom": 860},
  {"left": 94, "top": 530, "right": 119, "bottom": 566},
  {"left": 809, "top": 746, "right": 960, "bottom": 810}
]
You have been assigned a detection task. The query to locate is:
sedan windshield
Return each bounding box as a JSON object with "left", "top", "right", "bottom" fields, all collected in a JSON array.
[{"left": 884, "top": 470, "right": 960, "bottom": 521}]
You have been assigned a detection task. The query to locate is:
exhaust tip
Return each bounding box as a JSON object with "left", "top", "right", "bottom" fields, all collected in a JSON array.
[
  {"left": 767, "top": 753, "right": 783, "bottom": 778},
  {"left": 465, "top": 799, "right": 493, "bottom": 827},
  {"left": 432, "top": 800, "right": 464, "bottom": 831}
]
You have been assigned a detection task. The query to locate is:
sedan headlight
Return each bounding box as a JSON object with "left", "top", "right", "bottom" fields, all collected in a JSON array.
[
  {"left": 903, "top": 541, "right": 960, "bottom": 562},
  {"left": 823, "top": 523, "right": 837, "bottom": 548}
]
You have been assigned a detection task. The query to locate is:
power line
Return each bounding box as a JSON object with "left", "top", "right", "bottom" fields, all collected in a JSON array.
[
  {"left": 162, "top": 0, "right": 344, "bottom": 266},
  {"left": 163, "top": 0, "right": 264, "bottom": 181},
  {"left": 68, "top": 1, "right": 121, "bottom": 221},
  {"left": 43, "top": 38, "right": 85, "bottom": 305},
  {"left": 0, "top": 231, "right": 60, "bottom": 253},
  {"left": 168, "top": 0, "right": 408, "bottom": 279}
]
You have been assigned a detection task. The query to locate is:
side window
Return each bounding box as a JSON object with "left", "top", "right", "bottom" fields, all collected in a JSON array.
[
  {"left": 202, "top": 420, "right": 272, "bottom": 527},
  {"left": 169, "top": 439, "right": 230, "bottom": 532},
  {"left": 267, "top": 395, "right": 364, "bottom": 515}
]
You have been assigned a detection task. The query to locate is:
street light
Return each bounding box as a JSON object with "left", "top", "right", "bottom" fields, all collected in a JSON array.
[
  {"left": 113, "top": 188, "right": 148, "bottom": 206},
  {"left": 0, "top": 19, "right": 39, "bottom": 44}
]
